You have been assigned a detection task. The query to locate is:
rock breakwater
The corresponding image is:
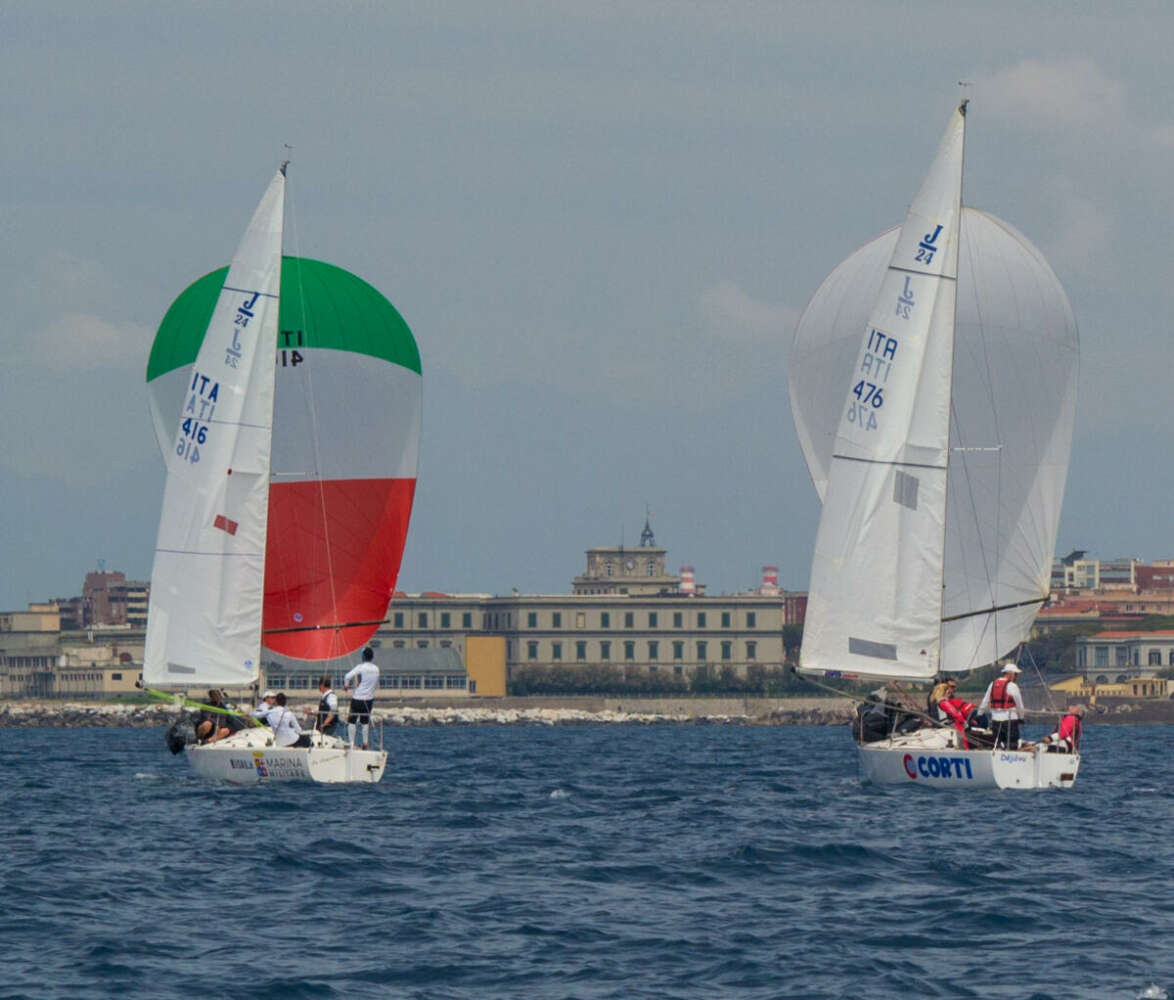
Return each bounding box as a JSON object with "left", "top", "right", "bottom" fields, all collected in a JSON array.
[{"left": 0, "top": 698, "right": 856, "bottom": 728}]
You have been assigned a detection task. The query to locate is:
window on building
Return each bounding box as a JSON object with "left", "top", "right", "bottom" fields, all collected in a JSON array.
[
  {"left": 402, "top": 676, "right": 422, "bottom": 689},
  {"left": 1095, "top": 646, "right": 1108, "bottom": 667},
  {"left": 552, "top": 642, "right": 563, "bottom": 661},
  {"left": 424, "top": 676, "right": 444, "bottom": 689},
  {"left": 440, "top": 640, "right": 452, "bottom": 648},
  {"left": 696, "top": 641, "right": 708, "bottom": 661},
  {"left": 721, "top": 611, "right": 731, "bottom": 628},
  {"left": 528, "top": 612, "right": 537, "bottom": 628},
  {"left": 648, "top": 612, "right": 658, "bottom": 628},
  {"left": 527, "top": 641, "right": 538, "bottom": 660},
  {"left": 673, "top": 641, "right": 684, "bottom": 660},
  {"left": 576, "top": 641, "right": 587, "bottom": 661},
  {"left": 1149, "top": 650, "right": 1162, "bottom": 666},
  {"left": 605, "top": 561, "right": 613, "bottom": 577},
  {"left": 393, "top": 640, "right": 405, "bottom": 648},
  {"left": 440, "top": 612, "right": 450, "bottom": 628},
  {"left": 674, "top": 665, "right": 684, "bottom": 676},
  {"left": 746, "top": 612, "right": 757, "bottom": 628},
  {"left": 417, "top": 612, "right": 428, "bottom": 628},
  {"left": 111, "top": 672, "right": 122, "bottom": 681},
  {"left": 673, "top": 611, "right": 682, "bottom": 628},
  {"left": 647, "top": 560, "right": 655, "bottom": 576},
  {"left": 624, "top": 641, "right": 635, "bottom": 660},
  {"left": 697, "top": 612, "right": 707, "bottom": 628},
  {"left": 624, "top": 612, "right": 634, "bottom": 628},
  {"left": 445, "top": 676, "right": 466, "bottom": 689},
  {"left": 746, "top": 641, "right": 757, "bottom": 660},
  {"left": 1115, "top": 646, "right": 1129, "bottom": 667},
  {"left": 721, "top": 641, "right": 732, "bottom": 660},
  {"left": 552, "top": 612, "right": 562, "bottom": 628},
  {"left": 416, "top": 640, "right": 428, "bottom": 649},
  {"left": 601, "top": 612, "right": 610, "bottom": 628},
  {"left": 462, "top": 612, "right": 472, "bottom": 628},
  {"left": 576, "top": 612, "right": 586, "bottom": 628},
  {"left": 383, "top": 675, "right": 401, "bottom": 688},
  {"left": 393, "top": 612, "right": 404, "bottom": 628},
  {"left": 648, "top": 640, "right": 659, "bottom": 660},
  {"left": 601, "top": 640, "right": 611, "bottom": 661},
  {"left": 1169, "top": 651, "right": 1174, "bottom": 666}
]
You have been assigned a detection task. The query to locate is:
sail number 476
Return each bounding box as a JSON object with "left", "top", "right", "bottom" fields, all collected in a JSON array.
[{"left": 848, "top": 381, "right": 883, "bottom": 430}]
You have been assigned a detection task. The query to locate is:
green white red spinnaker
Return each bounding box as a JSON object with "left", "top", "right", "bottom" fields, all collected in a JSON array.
[{"left": 147, "top": 257, "right": 421, "bottom": 661}]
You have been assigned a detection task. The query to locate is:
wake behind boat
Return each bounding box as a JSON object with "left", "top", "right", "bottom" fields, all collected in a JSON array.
[
  {"left": 789, "top": 101, "right": 1080, "bottom": 790},
  {"left": 143, "top": 165, "right": 421, "bottom": 784}
]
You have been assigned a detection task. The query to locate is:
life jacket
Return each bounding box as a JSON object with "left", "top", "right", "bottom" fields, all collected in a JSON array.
[
  {"left": 990, "top": 676, "right": 1017, "bottom": 711},
  {"left": 316, "top": 690, "right": 338, "bottom": 733},
  {"left": 939, "top": 697, "right": 975, "bottom": 748},
  {"left": 1056, "top": 713, "right": 1082, "bottom": 750}
]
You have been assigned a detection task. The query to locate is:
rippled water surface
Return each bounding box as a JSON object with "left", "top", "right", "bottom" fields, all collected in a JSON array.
[{"left": 1, "top": 723, "right": 1171, "bottom": 999}]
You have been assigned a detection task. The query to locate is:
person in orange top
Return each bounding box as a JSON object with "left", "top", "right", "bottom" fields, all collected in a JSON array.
[
  {"left": 937, "top": 678, "right": 976, "bottom": 748},
  {"left": 1039, "top": 704, "right": 1085, "bottom": 753}
]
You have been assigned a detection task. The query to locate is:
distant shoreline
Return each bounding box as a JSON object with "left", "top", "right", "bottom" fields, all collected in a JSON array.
[{"left": 1, "top": 694, "right": 1170, "bottom": 728}]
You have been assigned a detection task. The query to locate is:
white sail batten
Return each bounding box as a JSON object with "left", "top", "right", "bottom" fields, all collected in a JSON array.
[
  {"left": 144, "top": 170, "right": 285, "bottom": 687},
  {"left": 799, "top": 107, "right": 965, "bottom": 681}
]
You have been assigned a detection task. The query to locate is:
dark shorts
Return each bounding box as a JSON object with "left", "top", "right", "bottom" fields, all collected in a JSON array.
[{"left": 348, "top": 698, "right": 373, "bottom": 724}]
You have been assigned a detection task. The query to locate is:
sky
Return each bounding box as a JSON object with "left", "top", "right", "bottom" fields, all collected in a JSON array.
[{"left": 3, "top": 0, "right": 1173, "bottom": 610}]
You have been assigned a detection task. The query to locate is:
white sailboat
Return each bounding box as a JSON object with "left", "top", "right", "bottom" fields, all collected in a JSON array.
[
  {"left": 143, "top": 166, "right": 387, "bottom": 784},
  {"left": 790, "top": 102, "right": 1081, "bottom": 789}
]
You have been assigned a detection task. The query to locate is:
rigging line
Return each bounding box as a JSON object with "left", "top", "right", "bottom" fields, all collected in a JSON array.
[
  {"left": 263, "top": 616, "right": 390, "bottom": 635},
  {"left": 940, "top": 596, "right": 1045, "bottom": 623},
  {"left": 830, "top": 454, "right": 947, "bottom": 471},
  {"left": 286, "top": 176, "right": 343, "bottom": 657}
]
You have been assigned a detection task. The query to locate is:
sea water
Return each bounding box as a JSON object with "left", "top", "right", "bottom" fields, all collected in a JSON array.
[{"left": 0, "top": 723, "right": 1170, "bottom": 999}]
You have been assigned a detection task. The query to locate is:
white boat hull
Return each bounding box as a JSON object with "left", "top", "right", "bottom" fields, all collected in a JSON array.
[
  {"left": 185, "top": 728, "right": 387, "bottom": 784},
  {"left": 859, "top": 730, "right": 1079, "bottom": 790}
]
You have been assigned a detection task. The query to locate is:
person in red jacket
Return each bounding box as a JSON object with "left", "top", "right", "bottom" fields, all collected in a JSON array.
[
  {"left": 1040, "top": 704, "right": 1085, "bottom": 753},
  {"left": 937, "top": 678, "right": 976, "bottom": 748}
]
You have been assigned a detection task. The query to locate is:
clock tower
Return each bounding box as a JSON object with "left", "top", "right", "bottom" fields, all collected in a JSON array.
[{"left": 571, "top": 516, "right": 681, "bottom": 596}]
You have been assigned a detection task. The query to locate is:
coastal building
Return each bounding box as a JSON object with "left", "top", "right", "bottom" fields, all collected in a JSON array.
[{"left": 1073, "top": 630, "right": 1174, "bottom": 680}]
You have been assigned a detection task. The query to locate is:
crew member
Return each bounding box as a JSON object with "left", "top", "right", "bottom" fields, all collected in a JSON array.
[
  {"left": 195, "top": 689, "right": 232, "bottom": 744},
  {"left": 1040, "top": 704, "right": 1085, "bottom": 753},
  {"left": 937, "top": 678, "right": 976, "bottom": 748},
  {"left": 307, "top": 675, "right": 339, "bottom": 736},
  {"left": 927, "top": 677, "right": 952, "bottom": 722},
  {"left": 251, "top": 690, "right": 277, "bottom": 723},
  {"left": 978, "top": 662, "right": 1026, "bottom": 749},
  {"left": 265, "top": 693, "right": 312, "bottom": 748},
  {"left": 343, "top": 647, "right": 380, "bottom": 749}
]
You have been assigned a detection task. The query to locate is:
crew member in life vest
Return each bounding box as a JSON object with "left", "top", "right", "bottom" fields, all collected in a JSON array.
[
  {"left": 978, "top": 662, "right": 1027, "bottom": 749},
  {"left": 304, "top": 675, "right": 340, "bottom": 738},
  {"left": 1039, "top": 703, "right": 1085, "bottom": 753},
  {"left": 937, "top": 678, "right": 976, "bottom": 748}
]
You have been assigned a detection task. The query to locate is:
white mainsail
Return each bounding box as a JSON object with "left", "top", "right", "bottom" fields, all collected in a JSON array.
[
  {"left": 143, "top": 169, "right": 286, "bottom": 687},
  {"left": 798, "top": 106, "right": 966, "bottom": 681}
]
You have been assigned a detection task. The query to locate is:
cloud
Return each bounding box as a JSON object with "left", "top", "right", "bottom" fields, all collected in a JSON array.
[
  {"left": 1040, "top": 177, "right": 1113, "bottom": 280},
  {"left": 979, "top": 57, "right": 1128, "bottom": 132},
  {"left": 10, "top": 313, "right": 151, "bottom": 371},
  {"left": 699, "top": 279, "right": 798, "bottom": 345}
]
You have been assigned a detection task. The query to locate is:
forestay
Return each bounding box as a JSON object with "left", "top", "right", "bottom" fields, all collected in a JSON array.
[
  {"left": 797, "top": 107, "right": 965, "bottom": 681},
  {"left": 143, "top": 170, "right": 285, "bottom": 687},
  {"left": 792, "top": 114, "right": 1078, "bottom": 679}
]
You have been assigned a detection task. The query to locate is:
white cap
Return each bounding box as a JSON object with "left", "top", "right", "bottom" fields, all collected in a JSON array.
[
  {"left": 1001, "top": 663, "right": 1021, "bottom": 674},
  {"left": 262, "top": 689, "right": 276, "bottom": 698}
]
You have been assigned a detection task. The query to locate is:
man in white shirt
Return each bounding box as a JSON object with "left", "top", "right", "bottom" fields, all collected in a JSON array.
[
  {"left": 343, "top": 647, "right": 380, "bottom": 749},
  {"left": 978, "top": 662, "right": 1027, "bottom": 749},
  {"left": 264, "top": 692, "right": 311, "bottom": 748},
  {"left": 251, "top": 690, "right": 277, "bottom": 722}
]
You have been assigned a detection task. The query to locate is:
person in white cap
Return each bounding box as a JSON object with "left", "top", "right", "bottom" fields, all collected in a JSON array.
[
  {"left": 250, "top": 690, "right": 278, "bottom": 723},
  {"left": 978, "top": 662, "right": 1026, "bottom": 748}
]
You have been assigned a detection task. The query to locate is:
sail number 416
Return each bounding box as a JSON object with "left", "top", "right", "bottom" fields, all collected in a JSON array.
[{"left": 848, "top": 381, "right": 883, "bottom": 431}]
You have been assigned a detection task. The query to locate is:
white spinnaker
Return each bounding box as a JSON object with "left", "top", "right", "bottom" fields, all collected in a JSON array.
[
  {"left": 798, "top": 106, "right": 965, "bottom": 681},
  {"left": 144, "top": 170, "right": 285, "bottom": 687},
  {"left": 791, "top": 215, "right": 1078, "bottom": 675}
]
